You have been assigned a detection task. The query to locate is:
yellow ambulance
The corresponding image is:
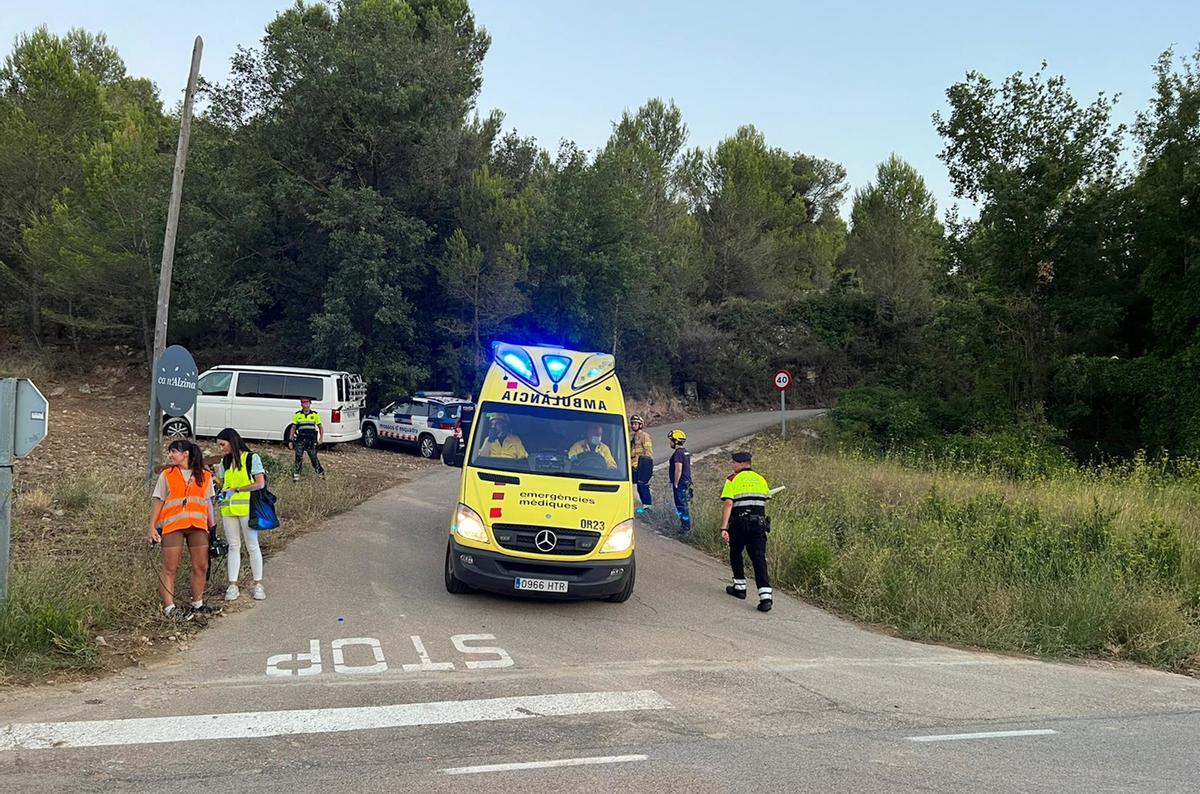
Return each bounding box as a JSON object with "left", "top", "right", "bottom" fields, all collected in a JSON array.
[{"left": 441, "top": 342, "right": 635, "bottom": 602}]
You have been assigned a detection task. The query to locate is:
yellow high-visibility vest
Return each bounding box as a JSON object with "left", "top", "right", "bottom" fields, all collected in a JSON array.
[{"left": 220, "top": 452, "right": 253, "bottom": 518}]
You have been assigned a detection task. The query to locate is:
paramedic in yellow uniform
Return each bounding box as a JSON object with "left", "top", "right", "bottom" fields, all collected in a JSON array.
[
  {"left": 478, "top": 414, "right": 528, "bottom": 459},
  {"left": 568, "top": 424, "right": 618, "bottom": 470}
]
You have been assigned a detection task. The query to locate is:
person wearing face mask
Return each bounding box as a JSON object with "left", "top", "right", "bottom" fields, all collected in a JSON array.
[
  {"left": 478, "top": 413, "right": 528, "bottom": 460},
  {"left": 629, "top": 414, "right": 654, "bottom": 513},
  {"left": 568, "top": 424, "right": 618, "bottom": 470}
]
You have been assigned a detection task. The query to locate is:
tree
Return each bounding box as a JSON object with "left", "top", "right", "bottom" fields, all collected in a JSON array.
[
  {"left": 933, "top": 66, "right": 1126, "bottom": 407},
  {"left": 438, "top": 165, "right": 530, "bottom": 387},
  {"left": 199, "top": 0, "right": 493, "bottom": 394},
  {"left": 0, "top": 27, "right": 147, "bottom": 346},
  {"left": 843, "top": 155, "right": 944, "bottom": 322},
  {"left": 698, "top": 126, "right": 847, "bottom": 302}
]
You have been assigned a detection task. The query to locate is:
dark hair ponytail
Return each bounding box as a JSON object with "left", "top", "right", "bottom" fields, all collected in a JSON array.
[{"left": 216, "top": 427, "right": 253, "bottom": 472}]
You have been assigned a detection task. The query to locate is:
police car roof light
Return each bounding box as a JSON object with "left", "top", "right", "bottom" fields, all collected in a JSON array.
[{"left": 542, "top": 354, "right": 572, "bottom": 384}]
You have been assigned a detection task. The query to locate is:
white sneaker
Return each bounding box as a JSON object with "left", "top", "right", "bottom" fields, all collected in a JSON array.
[
  {"left": 251, "top": 583, "right": 266, "bottom": 601},
  {"left": 225, "top": 584, "right": 239, "bottom": 601}
]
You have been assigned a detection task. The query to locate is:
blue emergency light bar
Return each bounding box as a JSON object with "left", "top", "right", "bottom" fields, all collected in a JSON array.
[
  {"left": 542, "top": 354, "right": 572, "bottom": 383},
  {"left": 493, "top": 342, "right": 539, "bottom": 388}
]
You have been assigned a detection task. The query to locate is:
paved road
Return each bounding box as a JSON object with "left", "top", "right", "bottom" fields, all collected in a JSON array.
[{"left": 3, "top": 408, "right": 1200, "bottom": 793}]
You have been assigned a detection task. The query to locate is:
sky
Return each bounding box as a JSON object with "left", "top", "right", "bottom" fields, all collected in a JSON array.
[{"left": 2, "top": 0, "right": 1198, "bottom": 215}]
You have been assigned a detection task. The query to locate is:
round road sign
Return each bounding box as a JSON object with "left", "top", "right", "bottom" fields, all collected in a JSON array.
[
  {"left": 773, "top": 369, "right": 792, "bottom": 391},
  {"left": 155, "top": 345, "right": 199, "bottom": 417}
]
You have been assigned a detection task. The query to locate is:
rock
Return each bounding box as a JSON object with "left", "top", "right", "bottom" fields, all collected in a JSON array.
[
  {"left": 178, "top": 644, "right": 190, "bottom": 651},
  {"left": 50, "top": 387, "right": 65, "bottom": 397},
  {"left": 140, "top": 636, "right": 150, "bottom": 644},
  {"left": 95, "top": 636, "right": 108, "bottom": 647},
  {"left": 52, "top": 509, "right": 64, "bottom": 517},
  {"left": 78, "top": 384, "right": 92, "bottom": 394},
  {"left": 168, "top": 635, "right": 177, "bottom": 642}
]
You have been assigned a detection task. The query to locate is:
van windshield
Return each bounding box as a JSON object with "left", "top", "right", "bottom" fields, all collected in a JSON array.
[{"left": 469, "top": 401, "right": 629, "bottom": 481}]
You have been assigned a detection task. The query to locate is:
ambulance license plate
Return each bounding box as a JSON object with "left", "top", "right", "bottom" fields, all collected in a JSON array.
[{"left": 514, "top": 577, "right": 568, "bottom": 593}]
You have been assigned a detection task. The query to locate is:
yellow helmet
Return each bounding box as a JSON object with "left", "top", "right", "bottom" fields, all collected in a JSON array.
[
  {"left": 630, "top": 414, "right": 644, "bottom": 425},
  {"left": 667, "top": 429, "right": 686, "bottom": 443}
]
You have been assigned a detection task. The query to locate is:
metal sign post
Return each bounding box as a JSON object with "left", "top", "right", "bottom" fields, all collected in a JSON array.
[
  {"left": 1, "top": 378, "right": 50, "bottom": 601},
  {"left": 773, "top": 369, "right": 792, "bottom": 439}
]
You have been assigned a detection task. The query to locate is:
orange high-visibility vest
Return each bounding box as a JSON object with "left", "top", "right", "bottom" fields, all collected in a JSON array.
[{"left": 157, "top": 467, "right": 211, "bottom": 535}]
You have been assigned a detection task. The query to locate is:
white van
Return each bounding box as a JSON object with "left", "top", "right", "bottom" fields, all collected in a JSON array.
[{"left": 163, "top": 365, "right": 366, "bottom": 444}]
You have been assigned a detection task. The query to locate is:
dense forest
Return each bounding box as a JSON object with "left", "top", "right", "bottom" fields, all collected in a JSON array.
[{"left": 1, "top": 0, "right": 1199, "bottom": 458}]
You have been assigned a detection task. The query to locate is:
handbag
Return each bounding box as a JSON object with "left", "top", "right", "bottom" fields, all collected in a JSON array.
[{"left": 249, "top": 479, "right": 280, "bottom": 531}]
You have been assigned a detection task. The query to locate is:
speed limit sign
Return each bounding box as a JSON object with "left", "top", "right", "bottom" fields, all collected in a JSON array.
[{"left": 773, "top": 369, "right": 792, "bottom": 391}]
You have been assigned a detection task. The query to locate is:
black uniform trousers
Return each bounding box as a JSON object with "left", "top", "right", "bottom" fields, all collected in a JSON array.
[
  {"left": 729, "top": 514, "right": 770, "bottom": 590},
  {"left": 294, "top": 431, "right": 324, "bottom": 475}
]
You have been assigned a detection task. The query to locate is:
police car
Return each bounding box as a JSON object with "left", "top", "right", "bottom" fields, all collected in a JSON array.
[{"left": 360, "top": 392, "right": 472, "bottom": 458}]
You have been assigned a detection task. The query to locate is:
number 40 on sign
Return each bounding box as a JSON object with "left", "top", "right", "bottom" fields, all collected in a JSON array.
[{"left": 773, "top": 369, "right": 792, "bottom": 438}]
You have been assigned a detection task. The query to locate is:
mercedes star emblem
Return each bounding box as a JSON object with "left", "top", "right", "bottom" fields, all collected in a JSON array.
[{"left": 534, "top": 529, "right": 557, "bottom": 552}]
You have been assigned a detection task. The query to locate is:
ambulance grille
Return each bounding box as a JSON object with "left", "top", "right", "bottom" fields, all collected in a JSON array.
[{"left": 491, "top": 524, "right": 602, "bottom": 556}]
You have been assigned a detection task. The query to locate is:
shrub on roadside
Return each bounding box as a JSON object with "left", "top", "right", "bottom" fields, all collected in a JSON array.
[{"left": 679, "top": 434, "right": 1200, "bottom": 670}]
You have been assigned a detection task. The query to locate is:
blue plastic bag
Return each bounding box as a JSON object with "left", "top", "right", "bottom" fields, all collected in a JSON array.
[{"left": 249, "top": 483, "right": 280, "bottom": 531}]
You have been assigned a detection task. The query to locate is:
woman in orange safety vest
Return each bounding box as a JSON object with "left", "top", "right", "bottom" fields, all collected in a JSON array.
[{"left": 148, "top": 439, "right": 216, "bottom": 619}]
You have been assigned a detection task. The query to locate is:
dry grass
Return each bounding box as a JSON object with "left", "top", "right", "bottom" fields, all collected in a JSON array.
[
  {"left": 662, "top": 430, "right": 1200, "bottom": 671},
  {"left": 1, "top": 446, "right": 423, "bottom": 681}
]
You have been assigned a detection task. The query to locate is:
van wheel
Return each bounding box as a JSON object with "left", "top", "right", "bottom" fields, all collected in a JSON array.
[
  {"left": 418, "top": 434, "right": 437, "bottom": 459},
  {"left": 162, "top": 418, "right": 191, "bottom": 439},
  {"left": 445, "top": 542, "right": 471, "bottom": 594},
  {"left": 362, "top": 424, "right": 378, "bottom": 448},
  {"left": 605, "top": 557, "right": 636, "bottom": 603}
]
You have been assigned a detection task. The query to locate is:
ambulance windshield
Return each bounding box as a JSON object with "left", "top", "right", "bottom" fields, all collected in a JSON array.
[{"left": 469, "top": 402, "right": 629, "bottom": 481}]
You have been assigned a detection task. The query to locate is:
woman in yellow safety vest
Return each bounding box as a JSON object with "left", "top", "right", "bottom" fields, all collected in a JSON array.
[
  {"left": 148, "top": 439, "right": 215, "bottom": 619},
  {"left": 214, "top": 428, "right": 268, "bottom": 602}
]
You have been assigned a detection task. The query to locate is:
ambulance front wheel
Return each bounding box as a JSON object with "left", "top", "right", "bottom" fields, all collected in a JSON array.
[
  {"left": 605, "top": 557, "right": 636, "bottom": 603},
  {"left": 445, "top": 541, "right": 472, "bottom": 594}
]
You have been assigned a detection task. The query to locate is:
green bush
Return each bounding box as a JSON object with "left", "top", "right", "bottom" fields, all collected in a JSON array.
[{"left": 830, "top": 385, "right": 934, "bottom": 446}]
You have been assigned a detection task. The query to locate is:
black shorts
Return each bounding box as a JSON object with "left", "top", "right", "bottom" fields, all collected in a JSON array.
[{"left": 161, "top": 528, "right": 209, "bottom": 549}]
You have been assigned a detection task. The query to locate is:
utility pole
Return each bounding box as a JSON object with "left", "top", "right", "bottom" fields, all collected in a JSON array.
[{"left": 146, "top": 36, "right": 203, "bottom": 489}]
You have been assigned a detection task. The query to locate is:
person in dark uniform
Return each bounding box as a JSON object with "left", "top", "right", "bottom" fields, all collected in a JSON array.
[
  {"left": 667, "top": 429, "right": 692, "bottom": 534},
  {"left": 720, "top": 451, "right": 773, "bottom": 612},
  {"left": 292, "top": 397, "right": 325, "bottom": 481}
]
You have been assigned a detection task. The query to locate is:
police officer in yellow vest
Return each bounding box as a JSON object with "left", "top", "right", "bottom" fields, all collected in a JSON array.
[
  {"left": 292, "top": 397, "right": 326, "bottom": 481},
  {"left": 720, "top": 451, "right": 774, "bottom": 612}
]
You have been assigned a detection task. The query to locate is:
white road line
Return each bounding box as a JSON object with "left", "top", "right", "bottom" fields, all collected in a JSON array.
[
  {"left": 908, "top": 729, "right": 1058, "bottom": 743},
  {"left": 441, "top": 754, "right": 649, "bottom": 775},
  {"left": 0, "top": 690, "right": 671, "bottom": 752}
]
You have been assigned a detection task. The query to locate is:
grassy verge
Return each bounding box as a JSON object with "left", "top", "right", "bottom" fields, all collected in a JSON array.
[
  {"left": 0, "top": 450, "right": 386, "bottom": 681},
  {"left": 663, "top": 429, "right": 1200, "bottom": 671}
]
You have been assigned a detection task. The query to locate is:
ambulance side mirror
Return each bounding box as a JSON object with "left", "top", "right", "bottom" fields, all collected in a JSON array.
[{"left": 442, "top": 437, "right": 464, "bottom": 468}]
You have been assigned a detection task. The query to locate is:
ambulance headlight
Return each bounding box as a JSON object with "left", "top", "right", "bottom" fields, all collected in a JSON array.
[
  {"left": 600, "top": 519, "right": 635, "bottom": 554},
  {"left": 452, "top": 503, "right": 489, "bottom": 543}
]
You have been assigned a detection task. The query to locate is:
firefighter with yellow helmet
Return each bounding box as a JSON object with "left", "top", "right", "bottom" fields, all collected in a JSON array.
[{"left": 667, "top": 429, "right": 692, "bottom": 534}]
